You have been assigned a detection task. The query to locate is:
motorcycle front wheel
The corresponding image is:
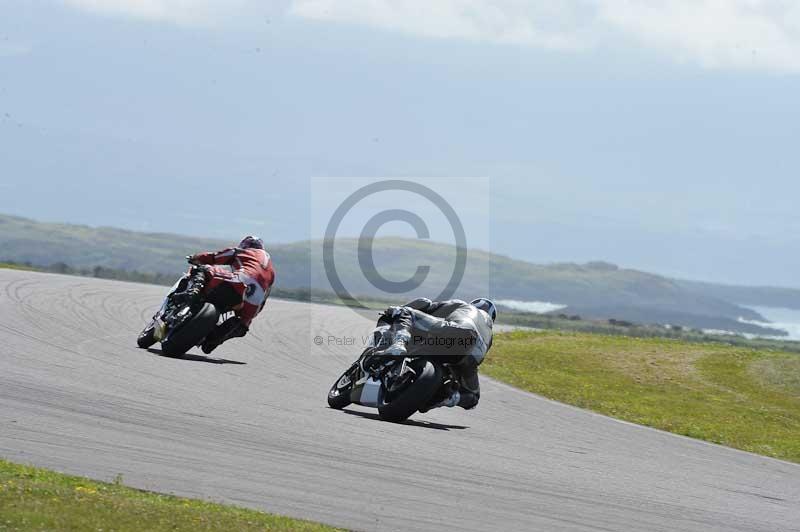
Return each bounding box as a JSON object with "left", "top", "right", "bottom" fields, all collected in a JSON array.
[
  {"left": 136, "top": 321, "right": 157, "bottom": 349},
  {"left": 327, "top": 364, "right": 357, "bottom": 409}
]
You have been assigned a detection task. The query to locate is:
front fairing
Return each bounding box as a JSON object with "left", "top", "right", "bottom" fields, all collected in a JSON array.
[{"left": 352, "top": 375, "right": 384, "bottom": 407}]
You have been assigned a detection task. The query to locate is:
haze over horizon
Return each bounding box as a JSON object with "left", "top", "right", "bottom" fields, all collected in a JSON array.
[{"left": 2, "top": 1, "right": 799, "bottom": 287}]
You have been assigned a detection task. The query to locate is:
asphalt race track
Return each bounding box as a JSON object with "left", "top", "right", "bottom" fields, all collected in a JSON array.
[{"left": 1, "top": 269, "right": 799, "bottom": 531}]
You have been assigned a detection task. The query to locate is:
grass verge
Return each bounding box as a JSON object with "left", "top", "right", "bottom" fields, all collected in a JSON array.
[
  {"left": 0, "top": 459, "right": 340, "bottom": 532},
  {"left": 0, "top": 262, "right": 38, "bottom": 272},
  {"left": 485, "top": 330, "right": 800, "bottom": 463}
]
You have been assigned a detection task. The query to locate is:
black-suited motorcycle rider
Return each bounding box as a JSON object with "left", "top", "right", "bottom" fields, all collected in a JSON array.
[{"left": 372, "top": 297, "right": 497, "bottom": 411}]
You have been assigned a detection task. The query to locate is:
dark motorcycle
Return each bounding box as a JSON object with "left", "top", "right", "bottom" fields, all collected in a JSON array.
[
  {"left": 136, "top": 262, "right": 231, "bottom": 356},
  {"left": 327, "top": 340, "right": 462, "bottom": 422}
]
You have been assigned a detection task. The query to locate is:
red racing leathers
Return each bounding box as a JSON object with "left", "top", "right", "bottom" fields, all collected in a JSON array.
[{"left": 189, "top": 247, "right": 275, "bottom": 327}]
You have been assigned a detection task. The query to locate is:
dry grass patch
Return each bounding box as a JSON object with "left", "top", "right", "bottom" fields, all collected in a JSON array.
[{"left": 749, "top": 356, "right": 800, "bottom": 397}]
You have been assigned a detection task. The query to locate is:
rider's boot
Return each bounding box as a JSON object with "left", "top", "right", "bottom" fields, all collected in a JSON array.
[
  {"left": 374, "top": 329, "right": 411, "bottom": 358},
  {"left": 176, "top": 267, "right": 206, "bottom": 305},
  {"left": 189, "top": 267, "right": 208, "bottom": 296},
  {"left": 420, "top": 391, "right": 461, "bottom": 413},
  {"left": 420, "top": 379, "right": 480, "bottom": 412},
  {"left": 201, "top": 316, "right": 248, "bottom": 354},
  {"left": 440, "top": 390, "right": 461, "bottom": 408}
]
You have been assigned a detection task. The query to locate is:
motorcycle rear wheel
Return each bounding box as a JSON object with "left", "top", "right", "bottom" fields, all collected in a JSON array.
[
  {"left": 161, "top": 303, "right": 219, "bottom": 356},
  {"left": 378, "top": 360, "right": 441, "bottom": 422}
]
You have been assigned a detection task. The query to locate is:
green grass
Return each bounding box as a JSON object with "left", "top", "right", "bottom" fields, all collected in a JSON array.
[
  {"left": 0, "top": 262, "right": 38, "bottom": 272},
  {"left": 485, "top": 331, "right": 800, "bottom": 462},
  {"left": 0, "top": 460, "right": 341, "bottom": 532}
]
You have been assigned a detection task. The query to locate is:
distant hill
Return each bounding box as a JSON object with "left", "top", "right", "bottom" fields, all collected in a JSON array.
[
  {"left": 0, "top": 213, "right": 785, "bottom": 336},
  {"left": 677, "top": 280, "right": 800, "bottom": 311}
]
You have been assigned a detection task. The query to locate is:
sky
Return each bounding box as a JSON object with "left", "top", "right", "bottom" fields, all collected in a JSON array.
[{"left": 1, "top": 0, "right": 799, "bottom": 287}]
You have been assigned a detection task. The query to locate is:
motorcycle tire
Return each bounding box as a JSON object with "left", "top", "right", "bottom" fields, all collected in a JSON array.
[
  {"left": 378, "top": 360, "right": 441, "bottom": 423},
  {"left": 161, "top": 303, "right": 219, "bottom": 357},
  {"left": 136, "top": 321, "right": 157, "bottom": 349},
  {"left": 327, "top": 364, "right": 357, "bottom": 409}
]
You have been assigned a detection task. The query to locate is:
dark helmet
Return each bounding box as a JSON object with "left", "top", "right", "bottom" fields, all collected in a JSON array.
[
  {"left": 239, "top": 235, "right": 264, "bottom": 250},
  {"left": 471, "top": 298, "right": 497, "bottom": 321}
]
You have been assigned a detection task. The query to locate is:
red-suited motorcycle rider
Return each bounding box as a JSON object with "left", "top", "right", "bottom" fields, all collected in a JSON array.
[{"left": 182, "top": 235, "right": 276, "bottom": 354}]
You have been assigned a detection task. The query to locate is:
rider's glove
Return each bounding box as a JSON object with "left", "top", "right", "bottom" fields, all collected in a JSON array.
[{"left": 381, "top": 306, "right": 403, "bottom": 320}]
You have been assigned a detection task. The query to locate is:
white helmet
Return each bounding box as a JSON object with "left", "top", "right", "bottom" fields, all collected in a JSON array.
[{"left": 470, "top": 298, "right": 497, "bottom": 321}]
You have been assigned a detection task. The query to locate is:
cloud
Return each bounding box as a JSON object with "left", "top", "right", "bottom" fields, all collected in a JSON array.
[
  {"left": 289, "top": 0, "right": 595, "bottom": 50},
  {"left": 598, "top": 0, "right": 800, "bottom": 71},
  {"left": 59, "top": 0, "right": 800, "bottom": 72},
  {"left": 289, "top": 0, "right": 800, "bottom": 72},
  {"left": 61, "top": 0, "right": 250, "bottom": 26}
]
